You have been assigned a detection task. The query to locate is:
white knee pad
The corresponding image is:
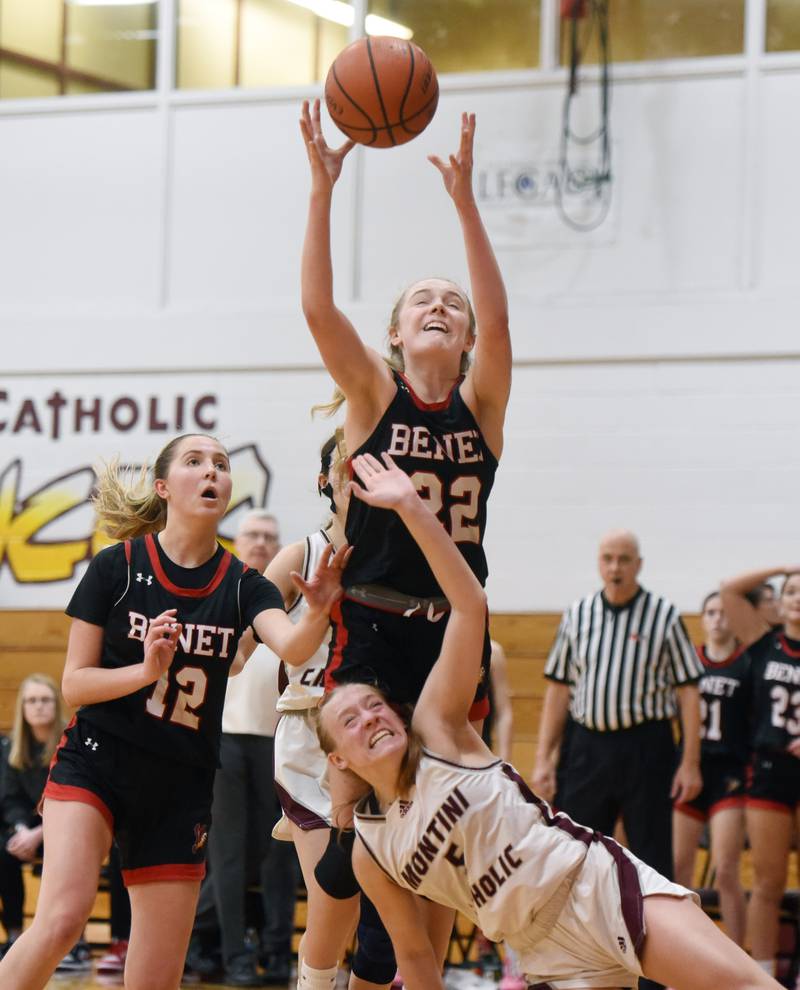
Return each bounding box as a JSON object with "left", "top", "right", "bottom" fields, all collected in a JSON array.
[{"left": 297, "top": 960, "right": 338, "bottom": 990}]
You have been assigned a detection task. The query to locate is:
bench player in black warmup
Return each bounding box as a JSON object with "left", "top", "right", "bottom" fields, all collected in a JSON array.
[
  {"left": 0, "top": 433, "right": 347, "bottom": 990},
  {"left": 722, "top": 566, "right": 800, "bottom": 978},
  {"left": 672, "top": 591, "right": 749, "bottom": 946},
  {"left": 299, "top": 100, "right": 511, "bottom": 989}
]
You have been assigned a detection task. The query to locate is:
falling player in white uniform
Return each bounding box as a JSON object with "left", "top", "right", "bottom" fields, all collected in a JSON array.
[
  {"left": 266, "top": 434, "right": 388, "bottom": 990},
  {"left": 316, "top": 452, "right": 783, "bottom": 990}
]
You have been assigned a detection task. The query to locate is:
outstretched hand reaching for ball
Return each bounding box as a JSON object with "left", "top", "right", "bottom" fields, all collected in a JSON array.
[
  {"left": 300, "top": 99, "right": 355, "bottom": 193},
  {"left": 428, "top": 112, "right": 476, "bottom": 208}
]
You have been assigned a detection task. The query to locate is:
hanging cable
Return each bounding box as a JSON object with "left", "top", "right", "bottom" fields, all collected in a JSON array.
[{"left": 555, "top": 0, "right": 613, "bottom": 232}]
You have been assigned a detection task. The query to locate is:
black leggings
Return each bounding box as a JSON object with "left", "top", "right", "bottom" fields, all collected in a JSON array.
[{"left": 0, "top": 845, "right": 26, "bottom": 932}]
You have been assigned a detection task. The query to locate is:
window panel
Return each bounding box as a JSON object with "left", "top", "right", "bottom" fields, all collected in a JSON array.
[
  {"left": 66, "top": 77, "right": 103, "bottom": 94},
  {"left": 178, "top": 0, "right": 349, "bottom": 89},
  {"left": 1, "top": 0, "right": 157, "bottom": 99},
  {"left": 0, "top": 60, "right": 60, "bottom": 97},
  {"left": 177, "top": 0, "right": 237, "bottom": 90},
  {"left": 67, "top": 4, "right": 156, "bottom": 91},
  {"left": 240, "top": 0, "right": 348, "bottom": 87},
  {"left": 0, "top": 0, "right": 62, "bottom": 63},
  {"left": 560, "top": 0, "right": 745, "bottom": 65},
  {"left": 367, "top": 0, "right": 541, "bottom": 73},
  {"left": 767, "top": 0, "right": 800, "bottom": 52}
]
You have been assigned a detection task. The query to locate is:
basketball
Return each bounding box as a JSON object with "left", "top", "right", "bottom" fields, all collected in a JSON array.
[{"left": 324, "top": 36, "right": 439, "bottom": 149}]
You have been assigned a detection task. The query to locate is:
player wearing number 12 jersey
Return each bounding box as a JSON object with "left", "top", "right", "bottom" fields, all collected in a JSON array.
[{"left": 0, "top": 435, "right": 346, "bottom": 990}]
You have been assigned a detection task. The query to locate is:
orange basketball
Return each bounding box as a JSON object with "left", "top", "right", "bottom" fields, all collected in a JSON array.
[{"left": 324, "top": 36, "right": 439, "bottom": 149}]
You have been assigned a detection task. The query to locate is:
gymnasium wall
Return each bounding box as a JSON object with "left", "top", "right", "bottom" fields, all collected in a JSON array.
[{"left": 3, "top": 58, "right": 800, "bottom": 617}]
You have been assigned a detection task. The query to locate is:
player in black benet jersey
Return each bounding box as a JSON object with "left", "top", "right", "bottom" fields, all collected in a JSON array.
[
  {"left": 721, "top": 565, "right": 800, "bottom": 978},
  {"left": 0, "top": 434, "right": 347, "bottom": 990},
  {"left": 299, "top": 100, "right": 510, "bottom": 990},
  {"left": 300, "top": 99, "right": 510, "bottom": 718},
  {"left": 672, "top": 591, "right": 750, "bottom": 946}
]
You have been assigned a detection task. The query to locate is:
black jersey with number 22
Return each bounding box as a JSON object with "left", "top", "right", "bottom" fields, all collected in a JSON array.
[{"left": 344, "top": 371, "right": 498, "bottom": 597}]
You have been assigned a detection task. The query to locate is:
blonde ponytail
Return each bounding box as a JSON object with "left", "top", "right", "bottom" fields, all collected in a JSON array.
[{"left": 93, "top": 458, "right": 166, "bottom": 540}]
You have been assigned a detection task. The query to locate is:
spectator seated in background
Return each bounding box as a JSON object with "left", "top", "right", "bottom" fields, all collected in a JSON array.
[{"left": 0, "top": 675, "right": 66, "bottom": 958}]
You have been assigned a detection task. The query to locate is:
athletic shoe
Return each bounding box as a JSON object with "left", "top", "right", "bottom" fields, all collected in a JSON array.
[
  {"left": 96, "top": 939, "right": 128, "bottom": 975},
  {"left": 224, "top": 952, "right": 267, "bottom": 987},
  {"left": 260, "top": 952, "right": 291, "bottom": 985},
  {"left": 55, "top": 941, "right": 92, "bottom": 972}
]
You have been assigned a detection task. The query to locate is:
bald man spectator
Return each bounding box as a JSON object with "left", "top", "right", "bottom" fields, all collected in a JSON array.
[{"left": 532, "top": 531, "right": 703, "bottom": 989}]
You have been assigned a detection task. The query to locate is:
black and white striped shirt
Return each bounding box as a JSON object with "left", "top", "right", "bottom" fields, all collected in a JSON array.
[{"left": 545, "top": 588, "right": 702, "bottom": 732}]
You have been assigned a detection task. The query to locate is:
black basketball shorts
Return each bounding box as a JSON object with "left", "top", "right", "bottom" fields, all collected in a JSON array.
[
  {"left": 325, "top": 596, "right": 491, "bottom": 720},
  {"left": 747, "top": 750, "right": 800, "bottom": 812},
  {"left": 43, "top": 716, "right": 214, "bottom": 885},
  {"left": 673, "top": 753, "right": 746, "bottom": 821}
]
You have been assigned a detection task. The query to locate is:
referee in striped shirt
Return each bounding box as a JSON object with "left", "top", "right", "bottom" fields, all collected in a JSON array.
[{"left": 533, "top": 529, "right": 703, "bottom": 895}]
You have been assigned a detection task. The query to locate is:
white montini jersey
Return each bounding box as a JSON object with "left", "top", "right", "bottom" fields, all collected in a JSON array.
[
  {"left": 277, "top": 529, "right": 331, "bottom": 713},
  {"left": 355, "top": 751, "right": 643, "bottom": 947}
]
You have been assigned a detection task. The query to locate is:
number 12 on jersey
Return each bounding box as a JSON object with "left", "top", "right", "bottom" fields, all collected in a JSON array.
[{"left": 146, "top": 666, "right": 208, "bottom": 729}]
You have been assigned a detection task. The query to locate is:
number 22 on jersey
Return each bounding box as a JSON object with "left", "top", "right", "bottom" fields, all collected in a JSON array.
[{"left": 410, "top": 472, "right": 482, "bottom": 543}]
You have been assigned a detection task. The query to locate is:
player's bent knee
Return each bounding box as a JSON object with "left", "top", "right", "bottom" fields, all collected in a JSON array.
[
  {"left": 351, "top": 952, "right": 396, "bottom": 986},
  {"left": 352, "top": 901, "right": 396, "bottom": 985},
  {"left": 313, "top": 829, "right": 359, "bottom": 900},
  {"left": 31, "top": 908, "right": 86, "bottom": 951}
]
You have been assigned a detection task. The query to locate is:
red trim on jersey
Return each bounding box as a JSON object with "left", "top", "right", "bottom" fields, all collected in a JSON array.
[
  {"left": 398, "top": 371, "right": 463, "bottom": 412},
  {"left": 39, "top": 716, "right": 78, "bottom": 816},
  {"left": 122, "top": 862, "right": 206, "bottom": 886},
  {"left": 696, "top": 643, "right": 746, "bottom": 669},
  {"left": 673, "top": 801, "right": 707, "bottom": 823},
  {"left": 324, "top": 600, "right": 348, "bottom": 692},
  {"left": 468, "top": 696, "right": 490, "bottom": 722},
  {"left": 144, "top": 533, "right": 233, "bottom": 598},
  {"left": 745, "top": 797, "right": 794, "bottom": 814},
  {"left": 709, "top": 795, "right": 746, "bottom": 816},
  {"left": 42, "top": 782, "right": 114, "bottom": 831},
  {"left": 124, "top": 540, "right": 131, "bottom": 564},
  {"left": 778, "top": 634, "right": 800, "bottom": 659},
  {"left": 47, "top": 715, "right": 76, "bottom": 773}
]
